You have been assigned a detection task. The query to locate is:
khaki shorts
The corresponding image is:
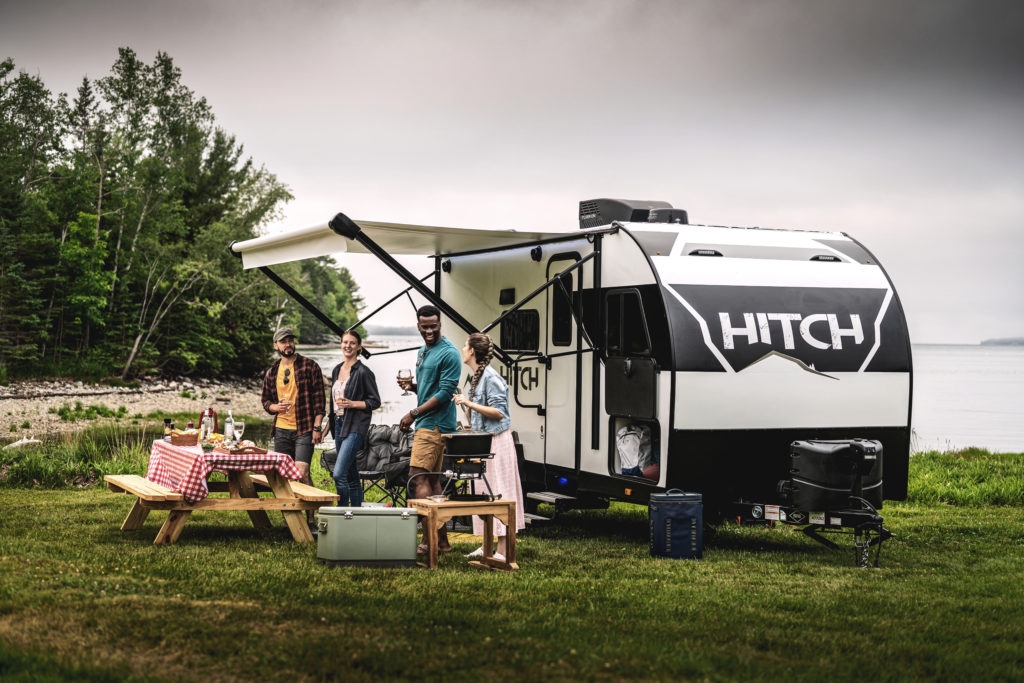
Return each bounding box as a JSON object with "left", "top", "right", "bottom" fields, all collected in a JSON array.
[{"left": 410, "top": 427, "right": 447, "bottom": 472}]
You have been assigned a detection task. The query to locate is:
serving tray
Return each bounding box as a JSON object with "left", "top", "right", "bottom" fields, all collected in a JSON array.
[{"left": 212, "top": 446, "right": 268, "bottom": 455}]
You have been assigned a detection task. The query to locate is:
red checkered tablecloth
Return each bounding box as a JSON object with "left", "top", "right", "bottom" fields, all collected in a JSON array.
[{"left": 145, "top": 440, "right": 302, "bottom": 504}]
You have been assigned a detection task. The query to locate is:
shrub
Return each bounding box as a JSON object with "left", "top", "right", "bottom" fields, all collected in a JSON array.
[
  {"left": 100, "top": 377, "right": 141, "bottom": 389},
  {"left": 0, "top": 426, "right": 154, "bottom": 487},
  {"left": 49, "top": 402, "right": 129, "bottom": 422}
]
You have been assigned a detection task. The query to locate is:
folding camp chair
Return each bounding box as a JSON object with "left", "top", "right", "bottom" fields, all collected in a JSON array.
[{"left": 360, "top": 424, "right": 412, "bottom": 506}]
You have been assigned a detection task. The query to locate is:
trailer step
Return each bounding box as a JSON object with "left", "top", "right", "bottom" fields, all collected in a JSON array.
[
  {"left": 527, "top": 491, "right": 576, "bottom": 504},
  {"left": 524, "top": 512, "right": 551, "bottom": 525}
]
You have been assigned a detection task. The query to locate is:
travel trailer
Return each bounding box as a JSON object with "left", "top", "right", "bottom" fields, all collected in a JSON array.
[{"left": 231, "top": 198, "right": 912, "bottom": 560}]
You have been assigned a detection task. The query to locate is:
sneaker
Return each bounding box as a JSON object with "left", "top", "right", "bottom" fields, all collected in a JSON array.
[
  {"left": 493, "top": 552, "right": 505, "bottom": 562},
  {"left": 465, "top": 547, "right": 485, "bottom": 558}
]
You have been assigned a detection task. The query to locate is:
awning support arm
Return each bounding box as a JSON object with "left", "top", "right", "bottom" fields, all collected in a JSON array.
[
  {"left": 481, "top": 252, "right": 596, "bottom": 348},
  {"left": 347, "top": 271, "right": 435, "bottom": 333},
  {"left": 328, "top": 212, "right": 510, "bottom": 365},
  {"left": 553, "top": 267, "right": 597, "bottom": 350},
  {"left": 258, "top": 264, "right": 353, "bottom": 344}
]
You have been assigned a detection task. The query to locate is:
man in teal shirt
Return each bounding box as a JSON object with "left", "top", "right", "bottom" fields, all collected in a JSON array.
[{"left": 398, "top": 305, "right": 462, "bottom": 554}]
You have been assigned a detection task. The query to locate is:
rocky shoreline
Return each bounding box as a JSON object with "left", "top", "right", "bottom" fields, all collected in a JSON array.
[{"left": 0, "top": 376, "right": 265, "bottom": 442}]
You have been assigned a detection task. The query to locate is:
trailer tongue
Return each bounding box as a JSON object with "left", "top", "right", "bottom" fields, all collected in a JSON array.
[{"left": 727, "top": 438, "right": 893, "bottom": 567}]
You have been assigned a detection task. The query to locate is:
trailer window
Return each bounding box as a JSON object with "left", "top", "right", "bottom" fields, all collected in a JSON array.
[
  {"left": 552, "top": 273, "right": 573, "bottom": 347},
  {"left": 499, "top": 309, "right": 540, "bottom": 352},
  {"left": 606, "top": 290, "right": 651, "bottom": 356}
]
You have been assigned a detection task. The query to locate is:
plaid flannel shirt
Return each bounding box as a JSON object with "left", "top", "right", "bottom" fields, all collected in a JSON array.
[{"left": 261, "top": 353, "right": 326, "bottom": 437}]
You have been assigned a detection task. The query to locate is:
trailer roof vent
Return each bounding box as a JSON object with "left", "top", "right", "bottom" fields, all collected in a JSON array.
[
  {"left": 648, "top": 208, "right": 688, "bottom": 224},
  {"left": 579, "top": 198, "right": 673, "bottom": 229}
]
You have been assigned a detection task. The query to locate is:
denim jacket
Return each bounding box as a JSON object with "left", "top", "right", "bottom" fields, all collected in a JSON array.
[{"left": 467, "top": 366, "right": 511, "bottom": 435}]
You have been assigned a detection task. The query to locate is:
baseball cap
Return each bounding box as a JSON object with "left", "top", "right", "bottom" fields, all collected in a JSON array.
[{"left": 273, "top": 328, "right": 296, "bottom": 343}]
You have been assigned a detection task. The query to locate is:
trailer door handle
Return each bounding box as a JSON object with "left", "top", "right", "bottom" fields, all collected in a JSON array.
[{"left": 624, "top": 358, "right": 632, "bottom": 377}]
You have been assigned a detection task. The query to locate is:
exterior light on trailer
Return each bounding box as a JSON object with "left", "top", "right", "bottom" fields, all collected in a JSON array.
[
  {"left": 624, "top": 488, "right": 632, "bottom": 496},
  {"left": 557, "top": 477, "right": 569, "bottom": 486}
]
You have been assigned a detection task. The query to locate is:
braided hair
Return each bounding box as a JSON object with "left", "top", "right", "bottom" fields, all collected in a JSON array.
[{"left": 467, "top": 333, "right": 494, "bottom": 401}]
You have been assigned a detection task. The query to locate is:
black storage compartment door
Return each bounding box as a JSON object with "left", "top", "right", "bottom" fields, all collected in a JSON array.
[{"left": 606, "top": 357, "right": 657, "bottom": 419}]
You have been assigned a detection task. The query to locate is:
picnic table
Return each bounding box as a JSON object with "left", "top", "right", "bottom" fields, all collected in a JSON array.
[{"left": 104, "top": 440, "right": 338, "bottom": 544}]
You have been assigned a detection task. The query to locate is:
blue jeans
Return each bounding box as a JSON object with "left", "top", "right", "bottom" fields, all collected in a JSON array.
[{"left": 332, "top": 426, "right": 365, "bottom": 507}]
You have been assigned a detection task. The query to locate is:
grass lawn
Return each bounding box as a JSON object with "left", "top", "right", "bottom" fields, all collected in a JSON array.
[{"left": 1, "top": 440, "right": 1023, "bottom": 681}]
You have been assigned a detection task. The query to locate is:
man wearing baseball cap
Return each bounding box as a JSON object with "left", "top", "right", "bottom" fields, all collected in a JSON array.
[{"left": 261, "top": 327, "right": 326, "bottom": 526}]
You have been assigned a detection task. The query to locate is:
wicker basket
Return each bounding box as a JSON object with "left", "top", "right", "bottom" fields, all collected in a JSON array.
[{"left": 170, "top": 432, "right": 199, "bottom": 447}]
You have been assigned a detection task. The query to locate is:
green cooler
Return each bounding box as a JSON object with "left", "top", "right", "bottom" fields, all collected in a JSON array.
[{"left": 316, "top": 506, "right": 418, "bottom": 568}]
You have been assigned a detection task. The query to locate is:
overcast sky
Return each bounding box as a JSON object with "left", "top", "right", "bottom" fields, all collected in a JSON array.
[{"left": 3, "top": 0, "right": 1023, "bottom": 342}]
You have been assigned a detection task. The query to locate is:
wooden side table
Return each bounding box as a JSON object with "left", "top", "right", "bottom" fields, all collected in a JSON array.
[{"left": 408, "top": 498, "right": 518, "bottom": 571}]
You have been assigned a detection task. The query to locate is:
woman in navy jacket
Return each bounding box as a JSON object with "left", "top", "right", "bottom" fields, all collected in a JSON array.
[{"left": 328, "top": 330, "right": 381, "bottom": 506}]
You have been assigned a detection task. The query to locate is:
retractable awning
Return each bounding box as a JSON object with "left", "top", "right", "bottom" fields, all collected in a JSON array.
[{"left": 230, "top": 219, "right": 567, "bottom": 269}]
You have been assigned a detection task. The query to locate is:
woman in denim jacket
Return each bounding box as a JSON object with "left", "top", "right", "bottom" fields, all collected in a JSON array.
[
  {"left": 452, "top": 333, "right": 525, "bottom": 559},
  {"left": 328, "top": 330, "right": 381, "bottom": 506}
]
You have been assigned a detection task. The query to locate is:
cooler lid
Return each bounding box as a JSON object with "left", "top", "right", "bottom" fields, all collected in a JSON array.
[{"left": 317, "top": 506, "right": 416, "bottom": 517}]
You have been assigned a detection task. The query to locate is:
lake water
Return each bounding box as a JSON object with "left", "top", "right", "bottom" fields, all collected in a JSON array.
[
  {"left": 304, "top": 338, "right": 1024, "bottom": 454},
  {"left": 304, "top": 335, "right": 427, "bottom": 429},
  {"left": 909, "top": 345, "right": 1024, "bottom": 453}
]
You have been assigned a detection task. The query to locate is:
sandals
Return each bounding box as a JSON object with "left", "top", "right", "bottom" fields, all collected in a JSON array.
[{"left": 416, "top": 543, "right": 453, "bottom": 555}]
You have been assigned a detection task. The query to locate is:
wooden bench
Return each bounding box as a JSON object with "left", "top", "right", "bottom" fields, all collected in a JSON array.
[
  {"left": 247, "top": 474, "right": 339, "bottom": 502},
  {"left": 104, "top": 472, "right": 338, "bottom": 544},
  {"left": 106, "top": 474, "right": 184, "bottom": 502}
]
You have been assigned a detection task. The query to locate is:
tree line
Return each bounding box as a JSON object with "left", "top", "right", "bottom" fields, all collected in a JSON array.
[{"left": 0, "top": 49, "right": 362, "bottom": 383}]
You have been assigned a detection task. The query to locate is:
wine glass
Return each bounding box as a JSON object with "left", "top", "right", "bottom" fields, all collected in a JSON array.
[
  {"left": 398, "top": 369, "right": 413, "bottom": 396},
  {"left": 233, "top": 420, "right": 245, "bottom": 442}
]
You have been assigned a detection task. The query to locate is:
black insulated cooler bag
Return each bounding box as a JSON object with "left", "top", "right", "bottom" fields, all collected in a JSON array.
[{"left": 649, "top": 489, "right": 703, "bottom": 559}]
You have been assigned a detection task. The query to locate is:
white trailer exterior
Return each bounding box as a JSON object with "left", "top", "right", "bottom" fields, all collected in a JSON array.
[{"left": 231, "top": 199, "right": 912, "bottom": 518}]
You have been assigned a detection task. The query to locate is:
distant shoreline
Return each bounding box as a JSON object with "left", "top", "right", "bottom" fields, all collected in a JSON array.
[
  {"left": 980, "top": 337, "right": 1024, "bottom": 346},
  {"left": 297, "top": 328, "right": 419, "bottom": 351}
]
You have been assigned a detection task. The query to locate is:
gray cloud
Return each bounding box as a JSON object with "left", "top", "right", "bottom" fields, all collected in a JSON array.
[{"left": 2, "top": 0, "right": 1023, "bottom": 341}]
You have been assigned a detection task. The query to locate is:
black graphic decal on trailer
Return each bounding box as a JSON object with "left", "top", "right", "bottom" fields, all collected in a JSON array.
[{"left": 666, "top": 284, "right": 904, "bottom": 373}]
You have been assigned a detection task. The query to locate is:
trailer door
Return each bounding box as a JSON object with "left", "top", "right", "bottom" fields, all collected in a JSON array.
[{"left": 545, "top": 253, "right": 581, "bottom": 471}]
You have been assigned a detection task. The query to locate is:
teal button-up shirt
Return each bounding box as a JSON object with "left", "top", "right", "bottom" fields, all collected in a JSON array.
[{"left": 415, "top": 336, "right": 462, "bottom": 433}]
